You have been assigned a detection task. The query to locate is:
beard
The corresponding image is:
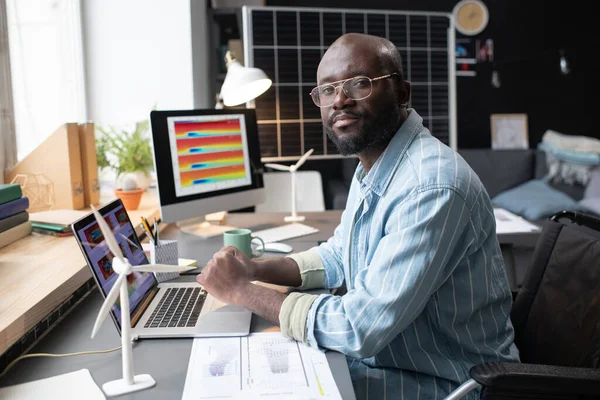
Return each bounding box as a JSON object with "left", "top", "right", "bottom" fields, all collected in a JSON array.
[{"left": 324, "top": 102, "right": 402, "bottom": 156}]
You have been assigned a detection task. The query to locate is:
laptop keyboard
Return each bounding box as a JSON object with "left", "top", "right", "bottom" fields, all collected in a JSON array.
[{"left": 144, "top": 287, "right": 207, "bottom": 329}]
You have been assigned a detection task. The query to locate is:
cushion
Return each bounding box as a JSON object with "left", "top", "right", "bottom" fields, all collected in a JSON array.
[
  {"left": 492, "top": 179, "right": 588, "bottom": 221},
  {"left": 536, "top": 150, "right": 586, "bottom": 200},
  {"left": 584, "top": 169, "right": 600, "bottom": 199},
  {"left": 579, "top": 197, "right": 600, "bottom": 216}
]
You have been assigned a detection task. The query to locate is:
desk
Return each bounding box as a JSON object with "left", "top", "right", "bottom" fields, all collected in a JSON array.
[
  {"left": 495, "top": 214, "right": 542, "bottom": 291},
  {"left": 0, "top": 203, "right": 535, "bottom": 397},
  {"left": 0, "top": 211, "right": 356, "bottom": 399}
]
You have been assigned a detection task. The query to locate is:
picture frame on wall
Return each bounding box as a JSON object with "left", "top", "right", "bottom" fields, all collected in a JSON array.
[{"left": 490, "top": 113, "right": 529, "bottom": 149}]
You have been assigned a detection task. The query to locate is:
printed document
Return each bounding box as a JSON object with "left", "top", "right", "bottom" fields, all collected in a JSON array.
[{"left": 182, "top": 332, "right": 343, "bottom": 399}]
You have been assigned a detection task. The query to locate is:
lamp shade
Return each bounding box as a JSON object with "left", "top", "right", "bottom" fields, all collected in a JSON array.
[{"left": 220, "top": 54, "right": 272, "bottom": 107}]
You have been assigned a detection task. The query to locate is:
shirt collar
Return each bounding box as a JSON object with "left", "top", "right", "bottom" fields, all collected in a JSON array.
[{"left": 355, "top": 108, "right": 423, "bottom": 197}]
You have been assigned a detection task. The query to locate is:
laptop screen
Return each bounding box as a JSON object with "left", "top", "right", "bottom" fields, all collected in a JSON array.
[{"left": 75, "top": 201, "right": 157, "bottom": 326}]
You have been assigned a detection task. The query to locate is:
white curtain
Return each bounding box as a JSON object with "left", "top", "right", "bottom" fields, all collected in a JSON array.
[{"left": 0, "top": 0, "right": 18, "bottom": 182}]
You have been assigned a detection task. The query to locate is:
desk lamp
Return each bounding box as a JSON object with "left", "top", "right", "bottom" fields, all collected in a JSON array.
[
  {"left": 88, "top": 206, "right": 195, "bottom": 396},
  {"left": 215, "top": 50, "right": 272, "bottom": 109},
  {"left": 205, "top": 50, "right": 271, "bottom": 231}
]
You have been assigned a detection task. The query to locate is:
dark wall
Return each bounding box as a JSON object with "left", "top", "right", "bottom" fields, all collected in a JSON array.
[{"left": 266, "top": 0, "right": 594, "bottom": 148}]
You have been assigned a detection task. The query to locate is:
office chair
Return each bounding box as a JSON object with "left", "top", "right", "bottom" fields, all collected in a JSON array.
[{"left": 445, "top": 210, "right": 600, "bottom": 400}]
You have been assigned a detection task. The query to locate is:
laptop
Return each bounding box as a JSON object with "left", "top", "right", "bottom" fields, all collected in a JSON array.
[{"left": 71, "top": 198, "right": 252, "bottom": 339}]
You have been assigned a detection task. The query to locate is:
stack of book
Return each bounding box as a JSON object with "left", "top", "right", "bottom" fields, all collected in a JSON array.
[
  {"left": 29, "top": 209, "right": 89, "bottom": 237},
  {"left": 0, "top": 184, "right": 32, "bottom": 248}
]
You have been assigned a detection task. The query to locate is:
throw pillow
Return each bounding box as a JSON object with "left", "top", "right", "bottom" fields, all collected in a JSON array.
[
  {"left": 492, "top": 179, "right": 587, "bottom": 221},
  {"left": 584, "top": 168, "right": 600, "bottom": 199},
  {"left": 579, "top": 197, "right": 600, "bottom": 216}
]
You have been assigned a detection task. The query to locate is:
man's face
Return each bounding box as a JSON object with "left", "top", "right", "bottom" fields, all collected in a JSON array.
[{"left": 316, "top": 43, "right": 402, "bottom": 156}]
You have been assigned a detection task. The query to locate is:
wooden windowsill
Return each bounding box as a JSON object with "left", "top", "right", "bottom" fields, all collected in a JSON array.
[{"left": 0, "top": 188, "right": 161, "bottom": 356}]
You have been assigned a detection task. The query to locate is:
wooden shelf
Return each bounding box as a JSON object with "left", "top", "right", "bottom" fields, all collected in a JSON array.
[{"left": 0, "top": 189, "right": 161, "bottom": 356}]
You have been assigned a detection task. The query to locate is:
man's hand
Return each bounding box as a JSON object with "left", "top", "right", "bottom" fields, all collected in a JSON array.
[
  {"left": 196, "top": 248, "right": 253, "bottom": 306},
  {"left": 196, "top": 245, "right": 288, "bottom": 326},
  {"left": 218, "top": 245, "right": 258, "bottom": 281}
]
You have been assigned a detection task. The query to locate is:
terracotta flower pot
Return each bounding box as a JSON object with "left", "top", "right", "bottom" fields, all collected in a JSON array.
[{"left": 114, "top": 188, "right": 144, "bottom": 210}]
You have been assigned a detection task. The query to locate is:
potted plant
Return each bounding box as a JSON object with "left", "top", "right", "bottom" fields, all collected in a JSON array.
[
  {"left": 114, "top": 175, "right": 145, "bottom": 211},
  {"left": 96, "top": 119, "right": 154, "bottom": 210}
]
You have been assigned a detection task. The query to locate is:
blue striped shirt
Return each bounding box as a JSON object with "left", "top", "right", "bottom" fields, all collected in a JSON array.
[{"left": 280, "top": 109, "right": 520, "bottom": 399}]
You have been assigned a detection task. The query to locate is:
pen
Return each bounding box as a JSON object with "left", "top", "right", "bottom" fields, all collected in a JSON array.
[
  {"left": 153, "top": 217, "right": 159, "bottom": 244},
  {"left": 141, "top": 217, "right": 154, "bottom": 245}
]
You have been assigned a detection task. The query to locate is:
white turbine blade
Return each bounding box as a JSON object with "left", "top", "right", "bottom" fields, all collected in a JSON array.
[
  {"left": 264, "top": 163, "right": 290, "bottom": 172},
  {"left": 91, "top": 205, "right": 124, "bottom": 261},
  {"left": 120, "top": 233, "right": 139, "bottom": 249},
  {"left": 294, "top": 148, "right": 314, "bottom": 169},
  {"left": 91, "top": 273, "right": 127, "bottom": 338},
  {"left": 133, "top": 263, "right": 196, "bottom": 273}
]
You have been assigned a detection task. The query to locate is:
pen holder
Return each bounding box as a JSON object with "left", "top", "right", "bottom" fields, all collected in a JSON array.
[{"left": 150, "top": 240, "right": 179, "bottom": 283}]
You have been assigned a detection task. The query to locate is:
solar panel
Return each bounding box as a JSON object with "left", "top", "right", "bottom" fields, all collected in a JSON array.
[{"left": 242, "top": 6, "right": 456, "bottom": 161}]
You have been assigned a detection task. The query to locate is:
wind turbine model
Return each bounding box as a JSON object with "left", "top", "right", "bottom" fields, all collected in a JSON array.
[
  {"left": 265, "top": 148, "right": 314, "bottom": 222},
  {"left": 89, "top": 205, "right": 195, "bottom": 397}
]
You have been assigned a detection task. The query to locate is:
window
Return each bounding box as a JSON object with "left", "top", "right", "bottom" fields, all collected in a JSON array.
[{"left": 6, "top": 0, "right": 86, "bottom": 161}]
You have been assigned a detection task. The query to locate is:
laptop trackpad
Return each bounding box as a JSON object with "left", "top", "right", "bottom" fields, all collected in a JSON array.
[
  {"left": 208, "top": 297, "right": 247, "bottom": 313},
  {"left": 213, "top": 304, "right": 247, "bottom": 312}
]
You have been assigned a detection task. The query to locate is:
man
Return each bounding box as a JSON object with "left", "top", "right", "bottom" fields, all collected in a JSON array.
[{"left": 197, "top": 33, "right": 519, "bottom": 399}]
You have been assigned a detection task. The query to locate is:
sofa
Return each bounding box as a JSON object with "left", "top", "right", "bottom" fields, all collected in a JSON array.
[
  {"left": 459, "top": 149, "right": 600, "bottom": 223},
  {"left": 330, "top": 149, "right": 598, "bottom": 222}
]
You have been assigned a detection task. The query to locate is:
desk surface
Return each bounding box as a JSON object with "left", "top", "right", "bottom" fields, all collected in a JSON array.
[
  {"left": 0, "top": 210, "right": 356, "bottom": 399},
  {"left": 0, "top": 283, "right": 356, "bottom": 399},
  {"left": 169, "top": 211, "right": 342, "bottom": 269}
]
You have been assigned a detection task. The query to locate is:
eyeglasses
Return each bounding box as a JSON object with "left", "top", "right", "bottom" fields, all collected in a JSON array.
[{"left": 309, "top": 73, "right": 399, "bottom": 107}]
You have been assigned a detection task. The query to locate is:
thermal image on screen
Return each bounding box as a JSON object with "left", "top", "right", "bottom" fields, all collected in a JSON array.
[{"left": 174, "top": 119, "right": 247, "bottom": 188}]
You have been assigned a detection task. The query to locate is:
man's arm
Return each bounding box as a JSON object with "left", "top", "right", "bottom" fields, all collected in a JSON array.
[
  {"left": 196, "top": 250, "right": 296, "bottom": 326},
  {"left": 198, "top": 204, "right": 351, "bottom": 328},
  {"left": 233, "top": 284, "right": 317, "bottom": 343},
  {"left": 251, "top": 257, "right": 302, "bottom": 287},
  {"left": 281, "top": 187, "right": 475, "bottom": 358},
  {"left": 236, "top": 283, "right": 287, "bottom": 326},
  {"left": 225, "top": 207, "right": 350, "bottom": 291}
]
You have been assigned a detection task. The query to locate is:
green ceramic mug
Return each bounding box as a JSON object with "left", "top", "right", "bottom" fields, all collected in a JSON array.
[{"left": 223, "top": 229, "right": 265, "bottom": 258}]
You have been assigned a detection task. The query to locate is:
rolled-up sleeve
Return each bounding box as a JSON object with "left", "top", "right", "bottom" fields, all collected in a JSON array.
[
  {"left": 286, "top": 251, "right": 325, "bottom": 290},
  {"left": 279, "top": 208, "right": 349, "bottom": 342},
  {"left": 302, "top": 187, "right": 473, "bottom": 358}
]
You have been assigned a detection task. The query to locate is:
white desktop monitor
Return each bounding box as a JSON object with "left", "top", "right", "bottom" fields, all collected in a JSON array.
[{"left": 149, "top": 109, "right": 265, "bottom": 231}]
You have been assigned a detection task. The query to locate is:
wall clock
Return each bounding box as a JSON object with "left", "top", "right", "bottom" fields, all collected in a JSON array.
[{"left": 452, "top": 0, "right": 489, "bottom": 36}]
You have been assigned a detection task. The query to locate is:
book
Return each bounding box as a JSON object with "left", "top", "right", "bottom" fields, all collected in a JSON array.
[
  {"left": 0, "top": 184, "right": 23, "bottom": 206},
  {"left": 0, "top": 211, "right": 29, "bottom": 233},
  {"left": 78, "top": 122, "right": 100, "bottom": 206},
  {"left": 0, "top": 220, "right": 32, "bottom": 249},
  {"left": 31, "top": 222, "right": 72, "bottom": 233},
  {"left": 32, "top": 227, "right": 72, "bottom": 237},
  {"left": 0, "top": 197, "right": 29, "bottom": 220},
  {"left": 5, "top": 123, "right": 85, "bottom": 210},
  {"left": 29, "top": 209, "right": 89, "bottom": 227}
]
